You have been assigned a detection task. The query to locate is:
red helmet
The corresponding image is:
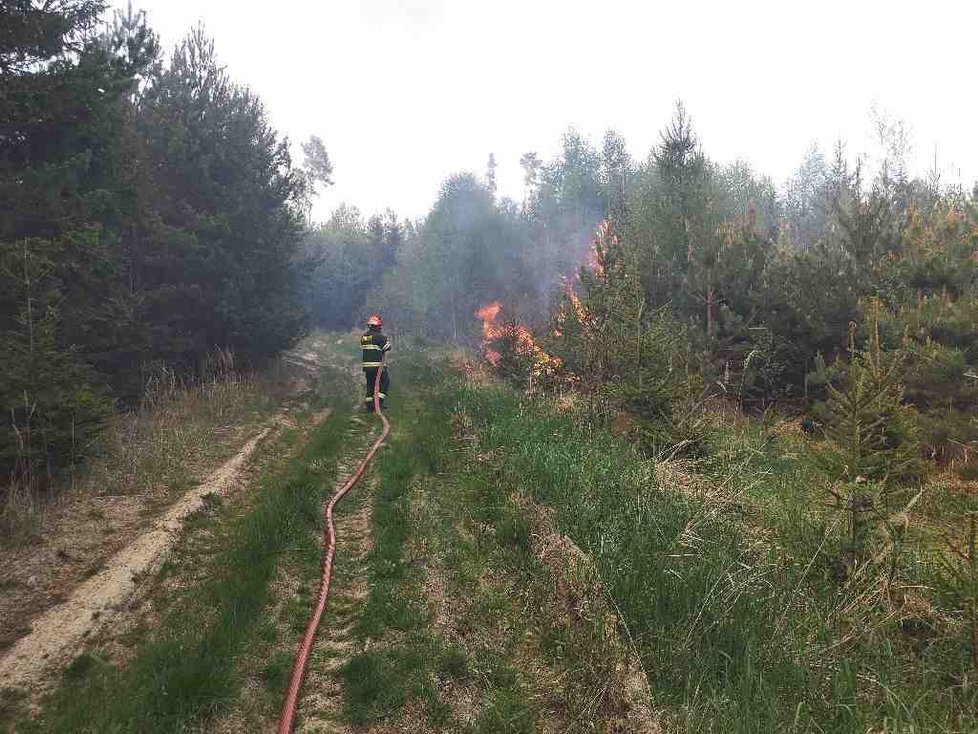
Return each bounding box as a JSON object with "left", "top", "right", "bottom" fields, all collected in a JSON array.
[{"left": 367, "top": 314, "right": 383, "bottom": 329}]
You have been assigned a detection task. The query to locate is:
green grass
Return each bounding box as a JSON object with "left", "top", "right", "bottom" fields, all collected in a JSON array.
[
  {"left": 449, "top": 373, "right": 978, "bottom": 732},
  {"left": 337, "top": 350, "right": 456, "bottom": 726},
  {"left": 17, "top": 368, "right": 355, "bottom": 733},
  {"left": 333, "top": 344, "right": 974, "bottom": 732},
  {"left": 19, "top": 340, "right": 975, "bottom": 732},
  {"left": 353, "top": 400, "right": 434, "bottom": 639},
  {"left": 336, "top": 348, "right": 648, "bottom": 731}
]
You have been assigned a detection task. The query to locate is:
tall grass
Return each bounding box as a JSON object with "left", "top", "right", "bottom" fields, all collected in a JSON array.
[{"left": 441, "top": 361, "right": 977, "bottom": 732}]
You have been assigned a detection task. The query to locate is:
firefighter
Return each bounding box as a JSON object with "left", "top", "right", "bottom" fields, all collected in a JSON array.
[{"left": 361, "top": 314, "right": 391, "bottom": 411}]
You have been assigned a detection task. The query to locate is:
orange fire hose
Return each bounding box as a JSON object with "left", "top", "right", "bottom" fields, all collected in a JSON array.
[{"left": 278, "top": 358, "right": 390, "bottom": 733}]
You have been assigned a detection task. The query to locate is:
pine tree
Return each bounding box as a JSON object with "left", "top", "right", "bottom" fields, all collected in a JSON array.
[
  {"left": 816, "top": 318, "right": 920, "bottom": 486},
  {"left": 810, "top": 313, "right": 921, "bottom": 580},
  {"left": 135, "top": 27, "right": 307, "bottom": 366},
  {"left": 1, "top": 0, "right": 150, "bottom": 483},
  {"left": 0, "top": 238, "right": 113, "bottom": 487}
]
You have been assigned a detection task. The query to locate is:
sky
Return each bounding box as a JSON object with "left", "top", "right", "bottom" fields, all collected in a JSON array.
[{"left": 113, "top": 0, "right": 978, "bottom": 222}]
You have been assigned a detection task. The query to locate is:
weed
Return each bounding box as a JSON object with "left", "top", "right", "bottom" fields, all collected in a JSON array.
[
  {"left": 942, "top": 512, "right": 978, "bottom": 670},
  {"left": 62, "top": 653, "right": 103, "bottom": 684},
  {"left": 958, "top": 463, "right": 978, "bottom": 481},
  {"left": 438, "top": 643, "right": 470, "bottom": 681},
  {"left": 340, "top": 649, "right": 412, "bottom": 725},
  {"left": 475, "top": 687, "right": 534, "bottom": 734},
  {"left": 0, "top": 687, "right": 27, "bottom": 720}
]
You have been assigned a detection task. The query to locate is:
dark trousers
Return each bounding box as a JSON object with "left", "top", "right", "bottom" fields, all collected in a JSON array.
[{"left": 363, "top": 366, "right": 389, "bottom": 409}]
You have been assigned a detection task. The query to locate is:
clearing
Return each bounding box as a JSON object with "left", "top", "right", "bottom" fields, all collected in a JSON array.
[{"left": 3, "top": 336, "right": 976, "bottom": 733}]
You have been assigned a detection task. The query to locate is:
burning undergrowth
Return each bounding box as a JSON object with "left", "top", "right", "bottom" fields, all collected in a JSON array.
[
  {"left": 473, "top": 220, "right": 617, "bottom": 389},
  {"left": 473, "top": 219, "right": 704, "bottom": 456},
  {"left": 474, "top": 302, "right": 563, "bottom": 387}
]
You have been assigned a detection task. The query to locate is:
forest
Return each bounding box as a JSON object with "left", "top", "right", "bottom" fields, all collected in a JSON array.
[
  {"left": 4, "top": 0, "right": 977, "bottom": 533},
  {"left": 4, "top": 1, "right": 978, "bottom": 731},
  {"left": 324, "top": 109, "right": 978, "bottom": 473},
  {"left": 2, "top": 2, "right": 313, "bottom": 507}
]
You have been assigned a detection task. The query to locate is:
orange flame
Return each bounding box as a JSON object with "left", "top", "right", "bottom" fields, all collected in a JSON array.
[
  {"left": 588, "top": 248, "right": 605, "bottom": 277},
  {"left": 475, "top": 301, "right": 504, "bottom": 366},
  {"left": 474, "top": 301, "right": 562, "bottom": 379},
  {"left": 555, "top": 219, "right": 618, "bottom": 336},
  {"left": 554, "top": 278, "right": 595, "bottom": 333},
  {"left": 588, "top": 219, "right": 618, "bottom": 278},
  {"left": 565, "top": 281, "right": 591, "bottom": 325}
]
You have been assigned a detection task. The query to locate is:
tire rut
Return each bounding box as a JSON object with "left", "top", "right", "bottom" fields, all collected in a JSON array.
[
  {"left": 0, "top": 422, "right": 281, "bottom": 693},
  {"left": 295, "top": 483, "right": 375, "bottom": 734}
]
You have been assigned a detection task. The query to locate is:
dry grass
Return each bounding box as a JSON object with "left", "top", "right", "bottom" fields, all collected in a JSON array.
[
  {"left": 8, "top": 368, "right": 354, "bottom": 732},
  {"left": 0, "top": 368, "right": 288, "bottom": 656},
  {"left": 448, "top": 349, "right": 495, "bottom": 387},
  {"left": 1, "top": 367, "right": 286, "bottom": 541}
]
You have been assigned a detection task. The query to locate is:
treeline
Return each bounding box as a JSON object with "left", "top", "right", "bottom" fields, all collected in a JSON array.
[
  {"left": 361, "top": 105, "right": 977, "bottom": 464},
  {"left": 1, "top": 3, "right": 308, "bottom": 487},
  {"left": 308, "top": 132, "right": 616, "bottom": 335},
  {"left": 369, "top": 134, "right": 615, "bottom": 336},
  {"left": 302, "top": 206, "right": 402, "bottom": 331},
  {"left": 5, "top": 0, "right": 975, "bottom": 496}
]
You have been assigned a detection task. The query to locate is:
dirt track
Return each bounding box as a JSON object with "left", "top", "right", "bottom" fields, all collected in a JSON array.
[{"left": 0, "top": 426, "right": 275, "bottom": 691}]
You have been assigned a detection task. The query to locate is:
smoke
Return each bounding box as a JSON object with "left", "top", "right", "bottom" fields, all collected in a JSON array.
[{"left": 521, "top": 214, "right": 605, "bottom": 328}]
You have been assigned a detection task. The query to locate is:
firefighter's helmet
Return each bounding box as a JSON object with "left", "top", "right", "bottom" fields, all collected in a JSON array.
[{"left": 367, "top": 314, "right": 383, "bottom": 329}]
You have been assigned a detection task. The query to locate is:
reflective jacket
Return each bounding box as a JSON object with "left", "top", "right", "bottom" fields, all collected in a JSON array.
[{"left": 361, "top": 330, "right": 391, "bottom": 368}]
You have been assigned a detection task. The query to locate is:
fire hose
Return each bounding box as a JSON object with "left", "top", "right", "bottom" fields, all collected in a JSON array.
[{"left": 278, "top": 357, "right": 390, "bottom": 733}]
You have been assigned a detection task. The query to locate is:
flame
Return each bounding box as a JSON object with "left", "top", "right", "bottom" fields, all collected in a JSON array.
[
  {"left": 591, "top": 219, "right": 620, "bottom": 277},
  {"left": 475, "top": 301, "right": 503, "bottom": 325},
  {"left": 475, "top": 301, "right": 504, "bottom": 366},
  {"left": 588, "top": 248, "right": 605, "bottom": 277},
  {"left": 554, "top": 219, "right": 619, "bottom": 335},
  {"left": 554, "top": 278, "right": 595, "bottom": 333},
  {"left": 474, "top": 301, "right": 562, "bottom": 379},
  {"left": 565, "top": 281, "right": 591, "bottom": 325}
]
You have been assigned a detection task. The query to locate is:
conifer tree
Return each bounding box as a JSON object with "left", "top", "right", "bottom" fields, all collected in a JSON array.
[
  {"left": 816, "top": 318, "right": 920, "bottom": 486},
  {"left": 0, "top": 0, "right": 150, "bottom": 484}
]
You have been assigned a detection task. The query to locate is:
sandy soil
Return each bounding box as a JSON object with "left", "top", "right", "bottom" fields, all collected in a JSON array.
[{"left": 0, "top": 426, "right": 276, "bottom": 691}]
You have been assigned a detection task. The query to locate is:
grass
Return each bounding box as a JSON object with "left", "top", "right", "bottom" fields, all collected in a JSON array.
[
  {"left": 335, "top": 351, "right": 460, "bottom": 727},
  {"left": 333, "top": 347, "right": 651, "bottom": 731},
  {"left": 93, "top": 370, "right": 284, "bottom": 496},
  {"left": 452, "top": 371, "right": 978, "bottom": 732},
  {"left": 1, "top": 367, "right": 285, "bottom": 545},
  {"left": 14, "top": 366, "right": 354, "bottom": 733},
  {"left": 333, "top": 343, "right": 977, "bottom": 732},
  {"left": 14, "top": 338, "right": 977, "bottom": 732}
]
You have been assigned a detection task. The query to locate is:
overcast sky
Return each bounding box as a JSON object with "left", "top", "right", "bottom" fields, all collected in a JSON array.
[{"left": 114, "top": 0, "right": 978, "bottom": 222}]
